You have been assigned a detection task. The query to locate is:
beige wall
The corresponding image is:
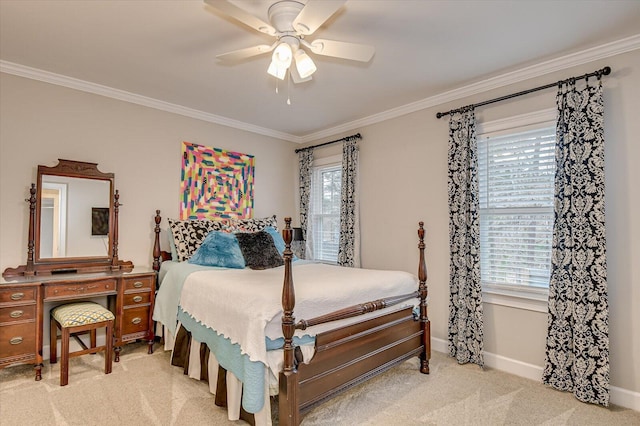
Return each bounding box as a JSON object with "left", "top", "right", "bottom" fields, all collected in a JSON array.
[
  {"left": 304, "top": 49, "right": 640, "bottom": 396},
  {"left": 0, "top": 74, "right": 298, "bottom": 271}
]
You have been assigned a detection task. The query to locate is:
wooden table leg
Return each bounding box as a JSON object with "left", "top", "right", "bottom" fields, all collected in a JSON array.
[{"left": 35, "top": 364, "right": 42, "bottom": 381}]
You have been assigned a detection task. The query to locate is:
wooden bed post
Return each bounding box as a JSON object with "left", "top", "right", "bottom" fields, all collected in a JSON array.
[
  {"left": 418, "top": 222, "right": 430, "bottom": 374},
  {"left": 279, "top": 217, "right": 299, "bottom": 426},
  {"left": 153, "top": 210, "right": 162, "bottom": 272}
]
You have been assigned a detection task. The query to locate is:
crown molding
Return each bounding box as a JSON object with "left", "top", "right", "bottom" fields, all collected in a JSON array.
[
  {"left": 0, "top": 61, "right": 302, "bottom": 143},
  {"left": 2, "top": 34, "right": 639, "bottom": 144},
  {"left": 299, "top": 33, "right": 640, "bottom": 143}
]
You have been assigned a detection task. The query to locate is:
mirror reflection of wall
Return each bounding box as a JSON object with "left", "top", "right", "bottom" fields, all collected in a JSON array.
[
  {"left": 41, "top": 184, "right": 67, "bottom": 257},
  {"left": 40, "top": 176, "right": 110, "bottom": 259}
]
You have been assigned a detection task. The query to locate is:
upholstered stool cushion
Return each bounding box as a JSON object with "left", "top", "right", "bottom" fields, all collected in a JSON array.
[{"left": 52, "top": 302, "right": 115, "bottom": 327}]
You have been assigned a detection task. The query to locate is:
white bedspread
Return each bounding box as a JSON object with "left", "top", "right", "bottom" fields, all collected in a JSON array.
[{"left": 179, "top": 262, "right": 417, "bottom": 366}]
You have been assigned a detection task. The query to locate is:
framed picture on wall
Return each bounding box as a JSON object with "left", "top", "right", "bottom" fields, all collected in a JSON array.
[{"left": 91, "top": 207, "right": 109, "bottom": 236}]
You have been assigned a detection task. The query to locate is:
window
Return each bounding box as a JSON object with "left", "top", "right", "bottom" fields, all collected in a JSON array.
[
  {"left": 308, "top": 156, "right": 341, "bottom": 263},
  {"left": 477, "top": 110, "right": 556, "bottom": 309}
]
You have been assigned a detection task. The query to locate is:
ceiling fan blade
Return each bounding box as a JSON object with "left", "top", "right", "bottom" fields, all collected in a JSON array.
[
  {"left": 216, "top": 43, "right": 276, "bottom": 62},
  {"left": 292, "top": 0, "right": 346, "bottom": 35},
  {"left": 204, "top": 0, "right": 276, "bottom": 35},
  {"left": 290, "top": 65, "right": 313, "bottom": 84},
  {"left": 306, "top": 39, "right": 375, "bottom": 62}
]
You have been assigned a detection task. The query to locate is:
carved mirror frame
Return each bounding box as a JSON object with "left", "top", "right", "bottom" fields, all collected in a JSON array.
[{"left": 2, "top": 159, "right": 133, "bottom": 278}]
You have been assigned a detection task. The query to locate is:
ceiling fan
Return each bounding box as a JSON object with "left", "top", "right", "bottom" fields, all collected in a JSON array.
[{"left": 204, "top": 0, "right": 375, "bottom": 84}]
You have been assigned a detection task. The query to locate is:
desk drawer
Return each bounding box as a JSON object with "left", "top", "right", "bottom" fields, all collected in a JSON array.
[
  {"left": 122, "top": 306, "right": 150, "bottom": 336},
  {"left": 123, "top": 292, "right": 151, "bottom": 307},
  {"left": 0, "top": 305, "right": 37, "bottom": 324},
  {"left": 0, "top": 288, "right": 37, "bottom": 304},
  {"left": 123, "top": 276, "right": 154, "bottom": 292},
  {"left": 0, "top": 322, "right": 36, "bottom": 359},
  {"left": 44, "top": 279, "right": 117, "bottom": 300}
]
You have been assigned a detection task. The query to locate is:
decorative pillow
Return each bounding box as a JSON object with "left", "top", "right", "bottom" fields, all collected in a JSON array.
[
  {"left": 235, "top": 230, "right": 284, "bottom": 270},
  {"left": 231, "top": 215, "right": 278, "bottom": 233},
  {"left": 168, "top": 218, "right": 231, "bottom": 262},
  {"left": 167, "top": 228, "right": 178, "bottom": 261},
  {"left": 188, "top": 231, "right": 245, "bottom": 269},
  {"left": 263, "top": 226, "right": 298, "bottom": 261}
]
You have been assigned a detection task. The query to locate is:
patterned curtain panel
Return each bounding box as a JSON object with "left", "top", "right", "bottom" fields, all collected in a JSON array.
[
  {"left": 337, "top": 139, "right": 360, "bottom": 267},
  {"left": 298, "top": 149, "right": 314, "bottom": 259},
  {"left": 543, "top": 76, "right": 609, "bottom": 406},
  {"left": 447, "top": 108, "right": 484, "bottom": 367}
]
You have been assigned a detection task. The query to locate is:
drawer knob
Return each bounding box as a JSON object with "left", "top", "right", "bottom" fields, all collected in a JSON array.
[
  {"left": 133, "top": 296, "right": 143, "bottom": 303},
  {"left": 10, "top": 337, "right": 23, "bottom": 345},
  {"left": 133, "top": 281, "right": 144, "bottom": 288},
  {"left": 131, "top": 317, "right": 142, "bottom": 325},
  {"left": 10, "top": 292, "right": 25, "bottom": 301},
  {"left": 10, "top": 310, "right": 24, "bottom": 318}
]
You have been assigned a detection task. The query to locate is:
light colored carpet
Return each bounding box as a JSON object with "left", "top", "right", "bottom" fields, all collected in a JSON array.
[{"left": 1, "top": 343, "right": 638, "bottom": 425}]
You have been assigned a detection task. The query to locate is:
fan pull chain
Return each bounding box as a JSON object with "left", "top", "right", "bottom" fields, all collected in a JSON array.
[{"left": 275, "top": 78, "right": 279, "bottom": 94}]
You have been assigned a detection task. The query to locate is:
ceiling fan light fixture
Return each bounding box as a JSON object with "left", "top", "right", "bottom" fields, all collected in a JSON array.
[
  {"left": 207, "top": 0, "right": 375, "bottom": 89},
  {"left": 272, "top": 42, "right": 293, "bottom": 68},
  {"left": 267, "top": 60, "right": 287, "bottom": 80},
  {"left": 295, "top": 49, "right": 317, "bottom": 79}
]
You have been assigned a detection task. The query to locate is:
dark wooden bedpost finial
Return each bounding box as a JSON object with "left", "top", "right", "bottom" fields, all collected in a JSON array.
[
  {"left": 418, "top": 221, "right": 430, "bottom": 374},
  {"left": 280, "top": 217, "right": 299, "bottom": 425},
  {"left": 153, "top": 210, "right": 162, "bottom": 272},
  {"left": 418, "top": 222, "right": 427, "bottom": 284}
]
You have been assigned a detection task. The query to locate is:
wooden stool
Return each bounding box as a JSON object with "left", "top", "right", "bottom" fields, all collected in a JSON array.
[{"left": 50, "top": 302, "right": 115, "bottom": 386}]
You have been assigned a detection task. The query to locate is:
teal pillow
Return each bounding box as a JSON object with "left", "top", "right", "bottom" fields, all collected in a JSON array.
[
  {"left": 264, "top": 226, "right": 298, "bottom": 261},
  {"left": 188, "top": 231, "right": 245, "bottom": 269}
]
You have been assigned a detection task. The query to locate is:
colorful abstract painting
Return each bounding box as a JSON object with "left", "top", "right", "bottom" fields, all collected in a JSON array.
[{"left": 180, "top": 142, "right": 254, "bottom": 220}]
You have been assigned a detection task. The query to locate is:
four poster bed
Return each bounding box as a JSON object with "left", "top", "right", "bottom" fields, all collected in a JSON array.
[{"left": 151, "top": 211, "right": 430, "bottom": 425}]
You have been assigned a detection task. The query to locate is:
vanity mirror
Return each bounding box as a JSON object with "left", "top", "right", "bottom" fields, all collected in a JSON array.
[{"left": 2, "top": 159, "right": 133, "bottom": 277}]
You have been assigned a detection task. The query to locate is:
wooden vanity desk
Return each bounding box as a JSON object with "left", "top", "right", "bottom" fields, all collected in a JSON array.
[
  {"left": 0, "top": 269, "right": 155, "bottom": 380},
  {"left": 2, "top": 159, "right": 155, "bottom": 380}
]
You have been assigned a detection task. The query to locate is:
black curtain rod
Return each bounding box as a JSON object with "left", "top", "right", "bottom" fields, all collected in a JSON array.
[
  {"left": 436, "top": 66, "right": 611, "bottom": 119},
  {"left": 295, "top": 133, "right": 362, "bottom": 153}
]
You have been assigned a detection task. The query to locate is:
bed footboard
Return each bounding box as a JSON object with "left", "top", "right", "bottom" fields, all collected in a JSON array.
[
  {"left": 279, "top": 218, "right": 430, "bottom": 425},
  {"left": 297, "top": 306, "right": 423, "bottom": 415}
]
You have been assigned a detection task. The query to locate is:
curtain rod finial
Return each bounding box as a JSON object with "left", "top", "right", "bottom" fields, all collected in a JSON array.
[{"left": 602, "top": 66, "right": 611, "bottom": 76}]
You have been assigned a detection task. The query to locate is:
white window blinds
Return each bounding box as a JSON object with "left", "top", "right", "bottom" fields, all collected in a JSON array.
[
  {"left": 309, "top": 163, "right": 341, "bottom": 263},
  {"left": 478, "top": 125, "right": 556, "bottom": 289}
]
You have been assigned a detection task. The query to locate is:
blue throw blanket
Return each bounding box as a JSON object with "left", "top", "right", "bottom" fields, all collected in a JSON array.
[
  {"left": 177, "top": 307, "right": 314, "bottom": 413},
  {"left": 154, "top": 262, "right": 314, "bottom": 413}
]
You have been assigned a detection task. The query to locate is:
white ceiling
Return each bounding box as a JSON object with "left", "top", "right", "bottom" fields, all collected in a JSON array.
[{"left": 1, "top": 1, "right": 639, "bottom": 142}]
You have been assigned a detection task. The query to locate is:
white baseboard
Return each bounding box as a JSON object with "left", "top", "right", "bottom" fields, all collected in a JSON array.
[
  {"left": 430, "top": 337, "right": 639, "bottom": 411},
  {"left": 610, "top": 386, "right": 640, "bottom": 411}
]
